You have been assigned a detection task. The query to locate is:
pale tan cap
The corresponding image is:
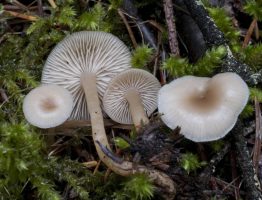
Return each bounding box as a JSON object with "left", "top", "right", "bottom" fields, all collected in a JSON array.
[
  {"left": 158, "top": 72, "right": 249, "bottom": 142},
  {"left": 23, "top": 84, "right": 73, "bottom": 128}
]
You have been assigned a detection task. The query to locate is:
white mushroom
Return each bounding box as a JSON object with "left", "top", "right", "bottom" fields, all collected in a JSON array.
[
  {"left": 23, "top": 84, "right": 73, "bottom": 128},
  {"left": 158, "top": 72, "right": 249, "bottom": 142},
  {"left": 103, "top": 69, "right": 161, "bottom": 130}
]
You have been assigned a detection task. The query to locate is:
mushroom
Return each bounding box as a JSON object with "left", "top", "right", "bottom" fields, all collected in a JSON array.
[
  {"left": 23, "top": 84, "right": 73, "bottom": 128},
  {"left": 158, "top": 72, "right": 249, "bottom": 142},
  {"left": 103, "top": 68, "right": 161, "bottom": 130}
]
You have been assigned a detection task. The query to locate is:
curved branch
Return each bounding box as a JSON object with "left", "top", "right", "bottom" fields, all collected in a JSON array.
[{"left": 180, "top": 0, "right": 261, "bottom": 85}]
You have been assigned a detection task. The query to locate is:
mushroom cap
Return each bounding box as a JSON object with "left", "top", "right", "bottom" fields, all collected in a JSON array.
[
  {"left": 103, "top": 69, "right": 161, "bottom": 124},
  {"left": 158, "top": 72, "right": 249, "bottom": 142},
  {"left": 41, "top": 31, "right": 131, "bottom": 120},
  {"left": 23, "top": 84, "right": 73, "bottom": 128}
]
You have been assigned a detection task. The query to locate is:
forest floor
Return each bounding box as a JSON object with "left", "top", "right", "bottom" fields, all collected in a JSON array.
[{"left": 0, "top": 0, "right": 262, "bottom": 199}]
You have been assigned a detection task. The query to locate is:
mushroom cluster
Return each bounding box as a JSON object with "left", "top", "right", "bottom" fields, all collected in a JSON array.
[
  {"left": 22, "top": 30, "right": 250, "bottom": 197},
  {"left": 158, "top": 72, "right": 249, "bottom": 142},
  {"left": 22, "top": 31, "right": 176, "bottom": 191}
]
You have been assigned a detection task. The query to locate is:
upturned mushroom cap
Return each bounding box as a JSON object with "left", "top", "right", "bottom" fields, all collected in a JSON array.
[
  {"left": 103, "top": 68, "right": 161, "bottom": 124},
  {"left": 23, "top": 84, "right": 73, "bottom": 128},
  {"left": 158, "top": 72, "right": 249, "bottom": 142},
  {"left": 41, "top": 31, "right": 131, "bottom": 120}
]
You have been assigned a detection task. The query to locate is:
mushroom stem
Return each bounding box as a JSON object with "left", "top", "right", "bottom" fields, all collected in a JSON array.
[
  {"left": 125, "top": 88, "right": 149, "bottom": 131},
  {"left": 80, "top": 73, "right": 176, "bottom": 196},
  {"left": 80, "top": 72, "right": 132, "bottom": 175},
  {"left": 80, "top": 73, "right": 110, "bottom": 149}
]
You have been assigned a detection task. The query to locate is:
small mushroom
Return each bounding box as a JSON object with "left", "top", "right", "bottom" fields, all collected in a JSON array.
[
  {"left": 23, "top": 84, "right": 73, "bottom": 128},
  {"left": 158, "top": 72, "right": 249, "bottom": 142},
  {"left": 103, "top": 69, "right": 161, "bottom": 130}
]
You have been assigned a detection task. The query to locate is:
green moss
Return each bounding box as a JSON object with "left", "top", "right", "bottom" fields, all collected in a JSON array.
[
  {"left": 112, "top": 174, "right": 154, "bottom": 200},
  {"left": 162, "top": 46, "right": 226, "bottom": 77},
  {"left": 244, "top": 0, "right": 262, "bottom": 21},
  {"left": 208, "top": 7, "right": 240, "bottom": 45},
  {"left": 131, "top": 45, "right": 154, "bottom": 68},
  {"left": 0, "top": 123, "right": 61, "bottom": 199},
  {"left": 180, "top": 153, "right": 207, "bottom": 174},
  {"left": 250, "top": 87, "right": 262, "bottom": 102},
  {"left": 241, "top": 44, "right": 262, "bottom": 71}
]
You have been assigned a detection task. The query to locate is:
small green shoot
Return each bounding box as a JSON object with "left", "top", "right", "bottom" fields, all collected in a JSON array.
[
  {"left": 180, "top": 153, "right": 207, "bottom": 174},
  {"left": 131, "top": 45, "right": 153, "bottom": 68},
  {"left": 114, "top": 137, "right": 130, "bottom": 150},
  {"left": 123, "top": 174, "right": 154, "bottom": 200},
  {"left": 244, "top": 0, "right": 262, "bottom": 21}
]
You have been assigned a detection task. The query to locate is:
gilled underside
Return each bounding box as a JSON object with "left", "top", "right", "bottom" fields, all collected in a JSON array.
[
  {"left": 41, "top": 31, "right": 131, "bottom": 120},
  {"left": 103, "top": 69, "right": 161, "bottom": 125}
]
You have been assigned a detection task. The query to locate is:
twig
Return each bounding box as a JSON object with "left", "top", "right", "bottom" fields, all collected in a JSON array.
[
  {"left": 37, "top": 0, "right": 44, "bottom": 17},
  {"left": 255, "top": 22, "right": 260, "bottom": 40},
  {"left": 151, "top": 27, "right": 163, "bottom": 77},
  {"left": 163, "top": 0, "right": 180, "bottom": 56},
  {"left": 11, "top": 0, "right": 28, "bottom": 10},
  {"left": 0, "top": 89, "right": 8, "bottom": 103},
  {"left": 232, "top": 121, "right": 262, "bottom": 199},
  {"left": 230, "top": 150, "right": 241, "bottom": 200},
  {"left": 93, "top": 160, "right": 101, "bottom": 174},
  {"left": 200, "top": 142, "right": 231, "bottom": 185},
  {"left": 146, "top": 20, "right": 165, "bottom": 33},
  {"left": 242, "top": 18, "right": 257, "bottom": 48},
  {"left": 122, "top": 0, "right": 157, "bottom": 49},
  {"left": 218, "top": 177, "right": 240, "bottom": 193},
  {"left": 48, "top": 0, "right": 57, "bottom": 9},
  {"left": 83, "top": 161, "right": 97, "bottom": 168},
  {"left": 160, "top": 50, "right": 167, "bottom": 84},
  {"left": 55, "top": 119, "right": 133, "bottom": 130},
  {"left": 117, "top": 8, "right": 138, "bottom": 48},
  {"left": 104, "top": 168, "right": 111, "bottom": 182},
  {"left": 153, "top": 50, "right": 160, "bottom": 77},
  {"left": 3, "top": 5, "right": 50, "bottom": 11},
  {"left": 4, "top": 10, "right": 38, "bottom": 21},
  {"left": 253, "top": 98, "right": 262, "bottom": 173}
]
